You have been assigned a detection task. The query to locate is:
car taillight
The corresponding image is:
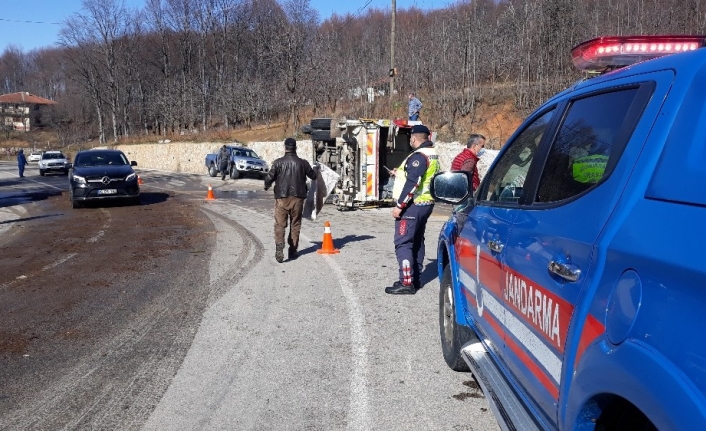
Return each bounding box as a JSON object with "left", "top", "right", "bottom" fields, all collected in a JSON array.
[{"left": 571, "top": 35, "right": 706, "bottom": 73}]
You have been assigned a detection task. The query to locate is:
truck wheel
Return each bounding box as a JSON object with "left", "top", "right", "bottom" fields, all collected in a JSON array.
[
  {"left": 311, "top": 130, "right": 331, "bottom": 141},
  {"left": 230, "top": 167, "right": 240, "bottom": 179},
  {"left": 208, "top": 164, "right": 217, "bottom": 177},
  {"left": 440, "top": 265, "right": 470, "bottom": 372},
  {"left": 39, "top": 169, "right": 45, "bottom": 176},
  {"left": 310, "top": 118, "right": 332, "bottom": 130}
]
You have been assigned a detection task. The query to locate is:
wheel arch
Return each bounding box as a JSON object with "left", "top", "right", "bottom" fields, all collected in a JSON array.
[{"left": 563, "top": 339, "right": 706, "bottom": 431}]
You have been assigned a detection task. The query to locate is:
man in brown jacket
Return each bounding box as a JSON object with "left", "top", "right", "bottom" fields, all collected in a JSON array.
[{"left": 264, "top": 138, "right": 318, "bottom": 262}]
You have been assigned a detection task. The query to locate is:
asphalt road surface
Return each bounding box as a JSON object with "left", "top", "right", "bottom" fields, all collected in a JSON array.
[{"left": 0, "top": 161, "right": 498, "bottom": 430}]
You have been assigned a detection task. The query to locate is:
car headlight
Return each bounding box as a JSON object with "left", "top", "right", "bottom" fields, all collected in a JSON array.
[
  {"left": 125, "top": 172, "right": 136, "bottom": 182},
  {"left": 72, "top": 174, "right": 86, "bottom": 184}
]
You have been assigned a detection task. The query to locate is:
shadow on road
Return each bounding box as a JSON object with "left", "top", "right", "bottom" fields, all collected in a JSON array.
[
  {"left": 0, "top": 191, "right": 62, "bottom": 208},
  {"left": 418, "top": 258, "right": 439, "bottom": 290},
  {"left": 298, "top": 234, "right": 376, "bottom": 257},
  {"left": 79, "top": 192, "right": 170, "bottom": 208},
  {"left": 0, "top": 213, "right": 63, "bottom": 225}
]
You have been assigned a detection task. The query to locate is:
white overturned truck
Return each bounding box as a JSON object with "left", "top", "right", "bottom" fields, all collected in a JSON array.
[{"left": 302, "top": 118, "right": 420, "bottom": 210}]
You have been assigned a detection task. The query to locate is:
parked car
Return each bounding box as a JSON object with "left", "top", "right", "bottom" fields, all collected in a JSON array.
[
  {"left": 69, "top": 149, "right": 140, "bottom": 208},
  {"left": 27, "top": 151, "right": 43, "bottom": 163},
  {"left": 204, "top": 145, "right": 269, "bottom": 179},
  {"left": 431, "top": 35, "right": 706, "bottom": 431},
  {"left": 38, "top": 151, "right": 70, "bottom": 176}
]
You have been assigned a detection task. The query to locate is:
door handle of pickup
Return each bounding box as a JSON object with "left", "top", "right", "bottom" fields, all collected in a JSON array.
[
  {"left": 488, "top": 240, "right": 504, "bottom": 253},
  {"left": 548, "top": 261, "right": 581, "bottom": 282}
]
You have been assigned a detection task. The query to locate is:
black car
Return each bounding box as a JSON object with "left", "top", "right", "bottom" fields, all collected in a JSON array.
[{"left": 69, "top": 149, "right": 140, "bottom": 208}]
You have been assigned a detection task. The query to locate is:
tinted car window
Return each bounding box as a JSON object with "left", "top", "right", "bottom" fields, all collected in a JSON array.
[
  {"left": 480, "top": 109, "right": 554, "bottom": 204},
  {"left": 536, "top": 88, "right": 640, "bottom": 203}
]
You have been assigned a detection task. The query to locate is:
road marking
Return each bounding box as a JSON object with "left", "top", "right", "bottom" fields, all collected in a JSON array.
[
  {"left": 168, "top": 180, "right": 185, "bottom": 187},
  {"left": 235, "top": 205, "right": 371, "bottom": 430},
  {"left": 87, "top": 209, "right": 111, "bottom": 243},
  {"left": 42, "top": 253, "right": 77, "bottom": 271}
]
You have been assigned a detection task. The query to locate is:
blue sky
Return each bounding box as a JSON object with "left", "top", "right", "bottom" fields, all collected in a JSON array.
[{"left": 0, "top": 0, "right": 453, "bottom": 53}]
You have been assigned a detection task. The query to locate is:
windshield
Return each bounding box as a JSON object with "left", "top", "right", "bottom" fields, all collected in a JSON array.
[
  {"left": 42, "top": 153, "right": 66, "bottom": 160},
  {"left": 232, "top": 149, "right": 259, "bottom": 159},
  {"left": 75, "top": 152, "right": 128, "bottom": 167}
]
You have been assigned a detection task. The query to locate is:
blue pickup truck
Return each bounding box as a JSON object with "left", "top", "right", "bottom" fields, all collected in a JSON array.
[
  {"left": 431, "top": 35, "right": 706, "bottom": 431},
  {"left": 204, "top": 145, "right": 269, "bottom": 179}
]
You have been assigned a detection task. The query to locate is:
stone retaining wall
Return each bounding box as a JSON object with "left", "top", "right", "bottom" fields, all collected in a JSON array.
[{"left": 112, "top": 140, "right": 495, "bottom": 176}]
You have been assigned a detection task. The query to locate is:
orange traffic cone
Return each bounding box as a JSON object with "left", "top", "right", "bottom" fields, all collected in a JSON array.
[
  {"left": 205, "top": 184, "right": 216, "bottom": 200},
  {"left": 317, "top": 221, "right": 340, "bottom": 254},
  {"left": 137, "top": 175, "right": 144, "bottom": 185}
]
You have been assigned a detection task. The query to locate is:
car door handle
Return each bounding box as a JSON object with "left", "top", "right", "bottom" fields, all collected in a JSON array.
[
  {"left": 488, "top": 240, "right": 504, "bottom": 253},
  {"left": 548, "top": 261, "right": 581, "bottom": 282}
]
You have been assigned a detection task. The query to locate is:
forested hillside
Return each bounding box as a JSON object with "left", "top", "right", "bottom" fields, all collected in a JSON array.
[{"left": 1, "top": 0, "right": 704, "bottom": 147}]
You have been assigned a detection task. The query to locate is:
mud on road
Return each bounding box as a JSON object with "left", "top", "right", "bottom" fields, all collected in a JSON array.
[{"left": 0, "top": 191, "right": 214, "bottom": 430}]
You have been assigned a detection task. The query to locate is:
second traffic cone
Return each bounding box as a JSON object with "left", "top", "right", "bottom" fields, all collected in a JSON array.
[
  {"left": 317, "top": 221, "right": 340, "bottom": 254},
  {"left": 205, "top": 184, "right": 216, "bottom": 200}
]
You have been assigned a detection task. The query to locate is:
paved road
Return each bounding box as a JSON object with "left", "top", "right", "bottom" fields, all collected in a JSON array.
[{"left": 0, "top": 161, "right": 498, "bottom": 430}]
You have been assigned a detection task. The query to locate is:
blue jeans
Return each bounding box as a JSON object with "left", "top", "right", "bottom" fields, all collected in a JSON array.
[{"left": 409, "top": 113, "right": 419, "bottom": 121}]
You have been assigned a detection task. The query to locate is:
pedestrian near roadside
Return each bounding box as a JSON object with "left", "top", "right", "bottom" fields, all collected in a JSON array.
[
  {"left": 408, "top": 92, "right": 422, "bottom": 121},
  {"left": 264, "top": 138, "right": 318, "bottom": 263},
  {"left": 451, "top": 133, "right": 486, "bottom": 192},
  {"left": 17, "top": 149, "right": 28, "bottom": 178},
  {"left": 217, "top": 145, "right": 230, "bottom": 180},
  {"left": 386, "top": 124, "right": 440, "bottom": 295}
]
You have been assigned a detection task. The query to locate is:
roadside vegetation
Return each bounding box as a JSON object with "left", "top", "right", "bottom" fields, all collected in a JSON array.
[{"left": 0, "top": 0, "right": 704, "bottom": 152}]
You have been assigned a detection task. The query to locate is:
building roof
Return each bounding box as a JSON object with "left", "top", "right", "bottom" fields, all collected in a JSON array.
[{"left": 0, "top": 92, "right": 57, "bottom": 105}]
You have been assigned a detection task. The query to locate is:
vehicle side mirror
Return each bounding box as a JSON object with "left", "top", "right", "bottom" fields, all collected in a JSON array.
[
  {"left": 66, "top": 163, "right": 73, "bottom": 169},
  {"left": 131, "top": 161, "right": 138, "bottom": 166},
  {"left": 430, "top": 171, "right": 471, "bottom": 204}
]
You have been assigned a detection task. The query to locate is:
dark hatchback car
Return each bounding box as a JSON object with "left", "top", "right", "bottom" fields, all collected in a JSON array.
[{"left": 69, "top": 149, "right": 140, "bottom": 208}]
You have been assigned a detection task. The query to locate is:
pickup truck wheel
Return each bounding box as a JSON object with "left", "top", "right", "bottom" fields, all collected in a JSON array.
[
  {"left": 440, "top": 265, "right": 470, "bottom": 372},
  {"left": 39, "top": 169, "right": 45, "bottom": 176},
  {"left": 310, "top": 118, "right": 332, "bottom": 130},
  {"left": 311, "top": 130, "right": 331, "bottom": 141},
  {"left": 208, "top": 164, "right": 218, "bottom": 177},
  {"left": 230, "top": 167, "right": 240, "bottom": 179}
]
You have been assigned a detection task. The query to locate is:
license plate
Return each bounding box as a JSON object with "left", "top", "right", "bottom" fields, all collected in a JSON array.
[{"left": 98, "top": 189, "right": 117, "bottom": 195}]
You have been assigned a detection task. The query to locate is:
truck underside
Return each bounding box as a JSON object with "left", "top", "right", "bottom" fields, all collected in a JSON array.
[{"left": 310, "top": 119, "right": 417, "bottom": 210}]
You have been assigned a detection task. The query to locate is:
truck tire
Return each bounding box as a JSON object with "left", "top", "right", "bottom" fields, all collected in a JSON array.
[
  {"left": 208, "top": 164, "right": 218, "bottom": 177},
  {"left": 310, "top": 118, "right": 332, "bottom": 130},
  {"left": 311, "top": 130, "right": 331, "bottom": 141},
  {"left": 39, "top": 169, "right": 45, "bottom": 176},
  {"left": 439, "top": 265, "right": 470, "bottom": 372},
  {"left": 230, "top": 167, "right": 240, "bottom": 179}
]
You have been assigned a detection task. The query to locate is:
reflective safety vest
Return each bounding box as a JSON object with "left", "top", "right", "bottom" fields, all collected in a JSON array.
[
  {"left": 392, "top": 146, "right": 440, "bottom": 204},
  {"left": 572, "top": 154, "right": 608, "bottom": 184}
]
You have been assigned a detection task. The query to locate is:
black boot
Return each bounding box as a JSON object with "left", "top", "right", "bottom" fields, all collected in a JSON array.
[
  {"left": 288, "top": 246, "right": 298, "bottom": 260},
  {"left": 385, "top": 281, "right": 416, "bottom": 295},
  {"left": 275, "top": 243, "right": 285, "bottom": 263}
]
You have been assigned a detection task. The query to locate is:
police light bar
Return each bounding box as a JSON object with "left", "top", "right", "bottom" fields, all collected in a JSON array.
[{"left": 571, "top": 35, "right": 706, "bottom": 73}]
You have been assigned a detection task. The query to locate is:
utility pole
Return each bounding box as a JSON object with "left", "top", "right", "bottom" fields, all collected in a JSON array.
[{"left": 390, "top": 0, "right": 396, "bottom": 117}]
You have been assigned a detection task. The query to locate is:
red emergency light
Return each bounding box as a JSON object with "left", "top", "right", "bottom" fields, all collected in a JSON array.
[{"left": 571, "top": 35, "right": 706, "bottom": 73}]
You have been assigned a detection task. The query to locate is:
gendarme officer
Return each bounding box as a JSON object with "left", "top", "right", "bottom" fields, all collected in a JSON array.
[{"left": 387, "top": 124, "right": 440, "bottom": 295}]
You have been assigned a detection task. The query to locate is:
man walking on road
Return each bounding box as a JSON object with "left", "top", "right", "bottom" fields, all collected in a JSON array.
[
  {"left": 17, "top": 149, "right": 28, "bottom": 178},
  {"left": 387, "top": 124, "right": 440, "bottom": 295},
  {"left": 451, "top": 133, "right": 486, "bottom": 191},
  {"left": 217, "top": 145, "right": 229, "bottom": 180},
  {"left": 264, "top": 138, "right": 318, "bottom": 263}
]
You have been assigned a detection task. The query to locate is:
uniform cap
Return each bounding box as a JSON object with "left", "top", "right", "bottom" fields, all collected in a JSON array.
[{"left": 410, "top": 124, "right": 430, "bottom": 135}]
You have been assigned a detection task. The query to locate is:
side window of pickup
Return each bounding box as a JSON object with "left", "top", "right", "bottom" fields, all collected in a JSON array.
[
  {"left": 536, "top": 87, "right": 641, "bottom": 203},
  {"left": 480, "top": 109, "right": 554, "bottom": 204}
]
